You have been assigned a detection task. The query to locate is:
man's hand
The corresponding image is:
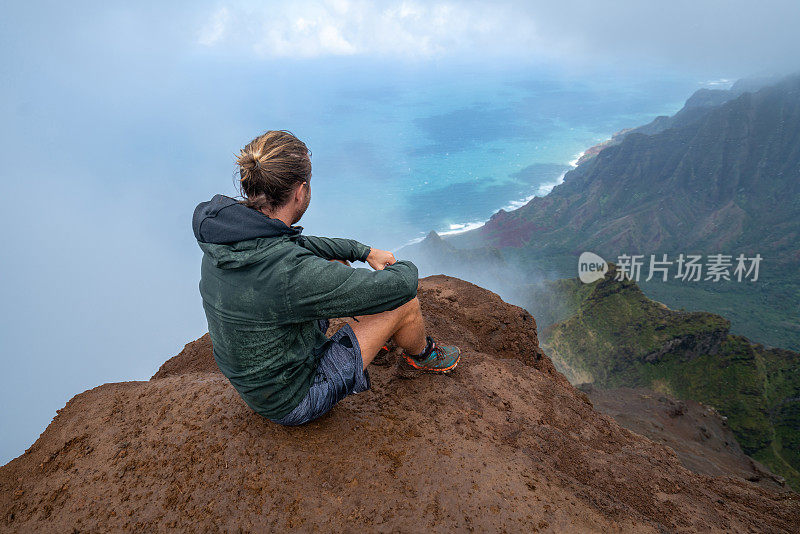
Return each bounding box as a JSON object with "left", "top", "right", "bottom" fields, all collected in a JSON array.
[{"left": 366, "top": 248, "right": 396, "bottom": 271}]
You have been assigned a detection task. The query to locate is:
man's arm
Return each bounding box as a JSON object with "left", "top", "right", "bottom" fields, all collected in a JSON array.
[
  {"left": 294, "top": 235, "right": 371, "bottom": 263},
  {"left": 283, "top": 249, "right": 418, "bottom": 323}
]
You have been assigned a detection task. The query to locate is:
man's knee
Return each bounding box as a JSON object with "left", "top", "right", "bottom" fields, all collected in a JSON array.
[
  {"left": 350, "top": 296, "right": 418, "bottom": 327},
  {"left": 395, "top": 296, "right": 421, "bottom": 323}
]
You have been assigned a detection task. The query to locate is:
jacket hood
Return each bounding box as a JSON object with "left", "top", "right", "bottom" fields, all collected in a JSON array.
[
  {"left": 193, "top": 194, "right": 303, "bottom": 244},
  {"left": 193, "top": 194, "right": 304, "bottom": 269}
]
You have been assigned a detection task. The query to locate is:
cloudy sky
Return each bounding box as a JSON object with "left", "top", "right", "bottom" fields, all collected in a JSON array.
[
  {"left": 1, "top": 0, "right": 798, "bottom": 463},
  {"left": 191, "top": 0, "right": 800, "bottom": 71}
]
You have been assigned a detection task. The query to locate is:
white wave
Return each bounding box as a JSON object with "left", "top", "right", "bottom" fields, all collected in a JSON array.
[
  {"left": 395, "top": 233, "right": 429, "bottom": 251},
  {"left": 700, "top": 78, "right": 734, "bottom": 88},
  {"left": 398, "top": 152, "right": 579, "bottom": 249},
  {"left": 439, "top": 220, "right": 486, "bottom": 236},
  {"left": 567, "top": 150, "right": 585, "bottom": 167},
  {"left": 394, "top": 221, "right": 486, "bottom": 251},
  {"left": 501, "top": 193, "right": 537, "bottom": 211},
  {"left": 534, "top": 169, "right": 567, "bottom": 197}
]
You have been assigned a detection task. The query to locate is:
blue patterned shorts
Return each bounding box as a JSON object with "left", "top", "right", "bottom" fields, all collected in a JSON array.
[{"left": 270, "top": 319, "right": 371, "bottom": 426}]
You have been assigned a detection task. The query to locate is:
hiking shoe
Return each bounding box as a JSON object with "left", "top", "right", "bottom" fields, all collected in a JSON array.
[{"left": 397, "top": 336, "right": 461, "bottom": 377}]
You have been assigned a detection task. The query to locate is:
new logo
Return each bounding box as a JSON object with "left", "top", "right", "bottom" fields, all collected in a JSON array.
[{"left": 578, "top": 252, "right": 608, "bottom": 283}]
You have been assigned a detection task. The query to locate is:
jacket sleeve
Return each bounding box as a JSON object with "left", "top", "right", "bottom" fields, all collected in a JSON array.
[
  {"left": 295, "top": 235, "right": 371, "bottom": 262},
  {"left": 282, "top": 250, "right": 418, "bottom": 322}
]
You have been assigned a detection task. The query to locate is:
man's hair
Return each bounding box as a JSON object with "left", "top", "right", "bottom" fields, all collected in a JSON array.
[{"left": 236, "top": 130, "right": 311, "bottom": 211}]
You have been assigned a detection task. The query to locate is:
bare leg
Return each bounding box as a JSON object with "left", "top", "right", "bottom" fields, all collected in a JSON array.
[
  {"left": 345, "top": 297, "right": 427, "bottom": 370},
  {"left": 325, "top": 259, "right": 426, "bottom": 369}
]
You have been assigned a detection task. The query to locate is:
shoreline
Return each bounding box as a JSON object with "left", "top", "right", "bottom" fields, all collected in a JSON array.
[
  {"left": 405, "top": 83, "right": 724, "bottom": 250},
  {"left": 396, "top": 149, "right": 585, "bottom": 250}
]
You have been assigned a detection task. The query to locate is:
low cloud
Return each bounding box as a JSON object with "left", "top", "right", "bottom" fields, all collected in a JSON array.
[
  {"left": 197, "top": 0, "right": 547, "bottom": 60},
  {"left": 196, "top": 0, "right": 800, "bottom": 75}
]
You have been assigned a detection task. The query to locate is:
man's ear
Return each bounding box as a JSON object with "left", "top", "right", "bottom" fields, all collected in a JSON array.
[
  {"left": 297, "top": 181, "right": 309, "bottom": 201},
  {"left": 294, "top": 181, "right": 305, "bottom": 202}
]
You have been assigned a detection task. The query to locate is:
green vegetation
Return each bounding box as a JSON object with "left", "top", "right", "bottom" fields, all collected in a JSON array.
[
  {"left": 639, "top": 273, "right": 800, "bottom": 352},
  {"left": 446, "top": 73, "right": 800, "bottom": 350},
  {"left": 540, "top": 265, "right": 800, "bottom": 490}
]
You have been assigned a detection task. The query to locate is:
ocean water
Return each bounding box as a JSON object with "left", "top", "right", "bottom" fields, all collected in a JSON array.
[{"left": 273, "top": 63, "right": 711, "bottom": 250}]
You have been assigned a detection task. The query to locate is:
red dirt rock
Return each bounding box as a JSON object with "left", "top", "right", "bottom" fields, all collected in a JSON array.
[
  {"left": 2, "top": 275, "right": 797, "bottom": 532},
  {"left": 582, "top": 385, "right": 789, "bottom": 492}
]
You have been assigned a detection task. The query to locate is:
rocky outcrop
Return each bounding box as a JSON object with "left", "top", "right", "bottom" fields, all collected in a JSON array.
[
  {"left": 1, "top": 276, "right": 798, "bottom": 532},
  {"left": 541, "top": 266, "right": 800, "bottom": 490},
  {"left": 641, "top": 329, "right": 727, "bottom": 363},
  {"left": 581, "top": 385, "right": 788, "bottom": 492}
]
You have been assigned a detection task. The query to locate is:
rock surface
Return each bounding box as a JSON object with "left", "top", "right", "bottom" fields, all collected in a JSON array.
[
  {"left": 2, "top": 275, "right": 798, "bottom": 532},
  {"left": 541, "top": 265, "right": 800, "bottom": 490},
  {"left": 581, "top": 385, "right": 788, "bottom": 492}
]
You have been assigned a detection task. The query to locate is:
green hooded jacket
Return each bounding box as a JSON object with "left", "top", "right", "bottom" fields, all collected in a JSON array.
[{"left": 192, "top": 194, "right": 419, "bottom": 419}]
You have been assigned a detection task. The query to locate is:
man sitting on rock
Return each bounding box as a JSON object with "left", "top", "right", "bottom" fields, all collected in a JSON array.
[{"left": 192, "top": 130, "right": 461, "bottom": 426}]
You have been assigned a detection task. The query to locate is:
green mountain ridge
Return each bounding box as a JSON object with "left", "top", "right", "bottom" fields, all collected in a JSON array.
[
  {"left": 574, "top": 74, "right": 781, "bottom": 166},
  {"left": 540, "top": 264, "right": 800, "bottom": 490},
  {"left": 453, "top": 72, "right": 800, "bottom": 259},
  {"left": 440, "top": 71, "right": 800, "bottom": 349}
]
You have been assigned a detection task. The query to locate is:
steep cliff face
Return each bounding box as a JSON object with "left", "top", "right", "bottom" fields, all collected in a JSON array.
[
  {"left": 574, "top": 75, "right": 781, "bottom": 166},
  {"left": 458, "top": 73, "right": 800, "bottom": 262},
  {"left": 580, "top": 386, "right": 787, "bottom": 492},
  {"left": 438, "top": 72, "right": 800, "bottom": 350},
  {"left": 2, "top": 276, "right": 798, "bottom": 532},
  {"left": 542, "top": 266, "right": 800, "bottom": 490}
]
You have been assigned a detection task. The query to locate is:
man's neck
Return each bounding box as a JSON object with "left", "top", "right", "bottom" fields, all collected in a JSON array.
[{"left": 260, "top": 207, "right": 294, "bottom": 228}]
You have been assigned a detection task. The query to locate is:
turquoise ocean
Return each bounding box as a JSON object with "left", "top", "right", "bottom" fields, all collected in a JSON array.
[{"left": 260, "top": 62, "right": 724, "bottom": 250}]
